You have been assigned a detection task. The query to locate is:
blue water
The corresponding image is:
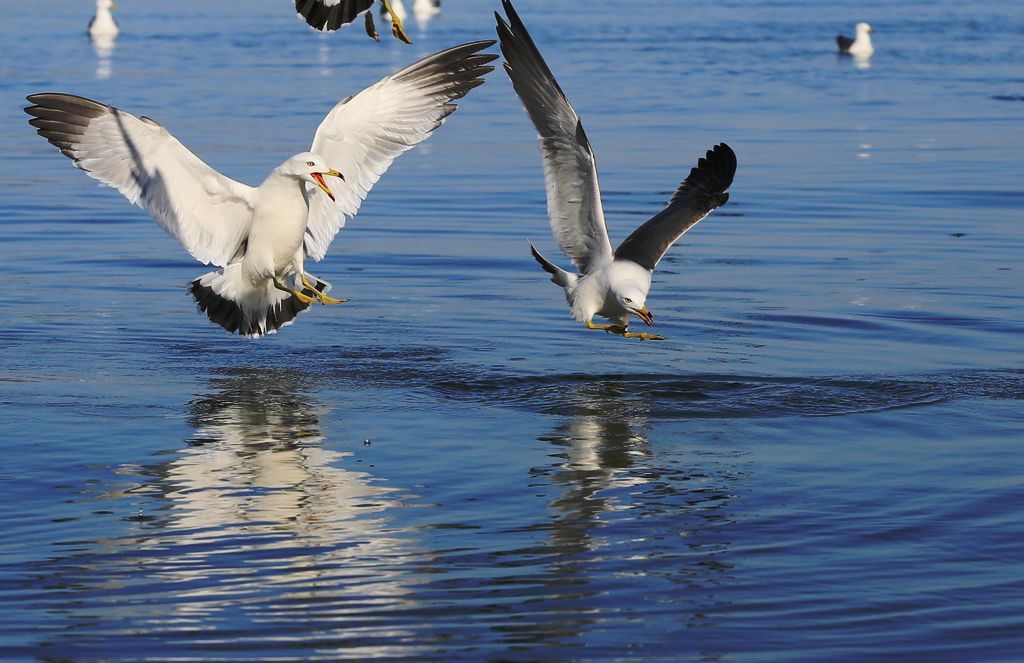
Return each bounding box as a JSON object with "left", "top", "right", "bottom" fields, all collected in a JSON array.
[{"left": 1, "top": 0, "right": 1023, "bottom": 659}]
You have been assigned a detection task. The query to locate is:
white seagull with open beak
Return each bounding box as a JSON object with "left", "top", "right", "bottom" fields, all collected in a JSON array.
[{"left": 26, "top": 41, "right": 496, "bottom": 337}]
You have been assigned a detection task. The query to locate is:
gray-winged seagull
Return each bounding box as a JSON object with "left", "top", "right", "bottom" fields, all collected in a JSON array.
[
  {"left": 496, "top": 0, "right": 736, "bottom": 341},
  {"left": 25, "top": 41, "right": 496, "bottom": 338}
]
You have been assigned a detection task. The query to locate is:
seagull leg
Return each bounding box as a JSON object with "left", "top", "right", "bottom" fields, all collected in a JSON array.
[
  {"left": 364, "top": 11, "right": 380, "bottom": 41},
  {"left": 274, "top": 278, "right": 318, "bottom": 304},
  {"left": 301, "top": 273, "right": 349, "bottom": 305},
  {"left": 379, "top": 0, "right": 412, "bottom": 43}
]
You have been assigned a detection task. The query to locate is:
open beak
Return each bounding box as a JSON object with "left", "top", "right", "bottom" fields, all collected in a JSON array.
[
  {"left": 632, "top": 306, "right": 654, "bottom": 326},
  {"left": 311, "top": 169, "right": 343, "bottom": 202}
]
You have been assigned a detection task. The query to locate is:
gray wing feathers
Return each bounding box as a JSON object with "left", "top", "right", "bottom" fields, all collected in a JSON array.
[
  {"left": 25, "top": 93, "right": 255, "bottom": 267},
  {"left": 615, "top": 143, "right": 736, "bottom": 271},
  {"left": 496, "top": 0, "right": 612, "bottom": 274},
  {"left": 303, "top": 41, "right": 496, "bottom": 260}
]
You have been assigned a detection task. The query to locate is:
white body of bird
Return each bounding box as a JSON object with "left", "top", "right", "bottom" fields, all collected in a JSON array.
[
  {"left": 840, "top": 22, "right": 874, "bottom": 57},
  {"left": 89, "top": 0, "right": 119, "bottom": 38}
]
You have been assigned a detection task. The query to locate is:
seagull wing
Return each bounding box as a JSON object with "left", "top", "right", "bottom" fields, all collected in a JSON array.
[
  {"left": 303, "top": 40, "right": 496, "bottom": 261},
  {"left": 836, "top": 34, "right": 855, "bottom": 51},
  {"left": 25, "top": 93, "right": 256, "bottom": 268},
  {"left": 294, "top": 0, "right": 374, "bottom": 32},
  {"left": 614, "top": 143, "right": 736, "bottom": 271},
  {"left": 496, "top": 0, "right": 612, "bottom": 274}
]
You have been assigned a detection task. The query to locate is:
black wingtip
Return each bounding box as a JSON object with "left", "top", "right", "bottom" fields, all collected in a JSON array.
[
  {"left": 529, "top": 242, "right": 560, "bottom": 276},
  {"left": 688, "top": 143, "right": 737, "bottom": 195}
]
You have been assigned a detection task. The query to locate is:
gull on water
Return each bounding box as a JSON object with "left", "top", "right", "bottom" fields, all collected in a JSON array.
[
  {"left": 413, "top": 0, "right": 441, "bottom": 22},
  {"left": 837, "top": 22, "right": 875, "bottom": 57},
  {"left": 295, "top": 0, "right": 412, "bottom": 43},
  {"left": 25, "top": 41, "right": 496, "bottom": 338},
  {"left": 496, "top": 0, "right": 736, "bottom": 341},
  {"left": 89, "top": 0, "right": 118, "bottom": 38}
]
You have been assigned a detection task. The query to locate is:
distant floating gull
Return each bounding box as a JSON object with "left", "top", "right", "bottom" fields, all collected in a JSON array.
[
  {"left": 89, "top": 0, "right": 118, "bottom": 38},
  {"left": 25, "top": 41, "right": 496, "bottom": 338},
  {"left": 837, "top": 22, "right": 874, "bottom": 57},
  {"left": 496, "top": 0, "right": 736, "bottom": 341},
  {"left": 413, "top": 0, "right": 441, "bottom": 22},
  {"left": 295, "top": 0, "right": 412, "bottom": 43}
]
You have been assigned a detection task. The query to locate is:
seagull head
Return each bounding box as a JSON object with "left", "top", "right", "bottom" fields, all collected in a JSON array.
[
  {"left": 283, "top": 152, "right": 344, "bottom": 201},
  {"left": 97, "top": 0, "right": 116, "bottom": 10},
  {"left": 614, "top": 286, "right": 654, "bottom": 327},
  {"left": 856, "top": 22, "right": 874, "bottom": 35}
]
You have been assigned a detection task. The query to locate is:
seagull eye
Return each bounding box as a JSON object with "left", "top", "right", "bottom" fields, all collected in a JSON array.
[
  {"left": 624, "top": 297, "right": 632, "bottom": 303},
  {"left": 306, "top": 161, "right": 315, "bottom": 167}
]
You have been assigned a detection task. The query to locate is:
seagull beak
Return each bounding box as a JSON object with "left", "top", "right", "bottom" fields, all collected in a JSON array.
[
  {"left": 311, "top": 172, "right": 339, "bottom": 201},
  {"left": 110, "top": 1, "right": 117, "bottom": 7},
  {"left": 632, "top": 306, "right": 654, "bottom": 326},
  {"left": 868, "top": 26, "right": 874, "bottom": 33}
]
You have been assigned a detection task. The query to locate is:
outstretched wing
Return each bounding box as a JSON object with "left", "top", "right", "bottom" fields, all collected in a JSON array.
[
  {"left": 303, "top": 40, "right": 496, "bottom": 261},
  {"left": 294, "top": 0, "right": 374, "bottom": 32},
  {"left": 614, "top": 143, "right": 736, "bottom": 271},
  {"left": 25, "top": 93, "right": 256, "bottom": 268},
  {"left": 496, "top": 0, "right": 612, "bottom": 274}
]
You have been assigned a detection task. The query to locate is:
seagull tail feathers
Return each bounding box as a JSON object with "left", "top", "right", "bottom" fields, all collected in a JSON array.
[
  {"left": 189, "top": 263, "right": 322, "bottom": 339},
  {"left": 530, "top": 242, "right": 575, "bottom": 288}
]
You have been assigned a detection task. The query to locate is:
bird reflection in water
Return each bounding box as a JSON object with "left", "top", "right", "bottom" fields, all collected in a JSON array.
[
  {"left": 56, "top": 367, "right": 422, "bottom": 648},
  {"left": 535, "top": 377, "right": 740, "bottom": 631},
  {"left": 91, "top": 34, "right": 115, "bottom": 80}
]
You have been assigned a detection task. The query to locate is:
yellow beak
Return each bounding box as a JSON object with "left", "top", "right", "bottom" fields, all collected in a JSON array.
[
  {"left": 311, "top": 169, "right": 344, "bottom": 201},
  {"left": 633, "top": 306, "right": 654, "bottom": 326}
]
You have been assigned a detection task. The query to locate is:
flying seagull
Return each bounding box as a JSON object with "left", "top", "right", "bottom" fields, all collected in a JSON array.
[
  {"left": 89, "top": 0, "right": 118, "bottom": 38},
  {"left": 496, "top": 0, "right": 736, "bottom": 341},
  {"left": 294, "top": 0, "right": 412, "bottom": 44},
  {"left": 25, "top": 40, "right": 496, "bottom": 338},
  {"left": 836, "top": 22, "right": 874, "bottom": 57}
]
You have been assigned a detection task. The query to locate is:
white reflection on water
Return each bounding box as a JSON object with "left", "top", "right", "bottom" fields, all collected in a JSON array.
[
  {"left": 91, "top": 34, "right": 115, "bottom": 80},
  {"left": 67, "top": 368, "right": 427, "bottom": 653}
]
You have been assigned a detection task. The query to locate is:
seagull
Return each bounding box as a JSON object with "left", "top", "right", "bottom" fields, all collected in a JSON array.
[
  {"left": 89, "top": 0, "right": 119, "bottom": 38},
  {"left": 496, "top": 0, "right": 736, "bottom": 341},
  {"left": 294, "top": 0, "right": 412, "bottom": 44},
  {"left": 836, "top": 22, "right": 874, "bottom": 57},
  {"left": 25, "top": 41, "right": 496, "bottom": 338}
]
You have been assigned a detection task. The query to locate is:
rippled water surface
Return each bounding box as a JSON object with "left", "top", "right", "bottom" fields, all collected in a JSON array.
[{"left": 1, "top": 0, "right": 1022, "bottom": 659}]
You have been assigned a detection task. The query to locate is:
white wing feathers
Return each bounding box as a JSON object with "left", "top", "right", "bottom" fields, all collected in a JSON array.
[
  {"left": 25, "top": 93, "right": 255, "bottom": 268},
  {"left": 496, "top": 0, "right": 612, "bottom": 274},
  {"left": 304, "top": 40, "right": 496, "bottom": 261}
]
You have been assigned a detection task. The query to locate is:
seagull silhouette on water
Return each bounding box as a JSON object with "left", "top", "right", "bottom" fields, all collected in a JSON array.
[
  {"left": 26, "top": 41, "right": 496, "bottom": 338},
  {"left": 496, "top": 0, "right": 736, "bottom": 341}
]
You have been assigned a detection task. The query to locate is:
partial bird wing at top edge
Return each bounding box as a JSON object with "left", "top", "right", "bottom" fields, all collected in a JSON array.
[{"left": 295, "top": 0, "right": 375, "bottom": 32}]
